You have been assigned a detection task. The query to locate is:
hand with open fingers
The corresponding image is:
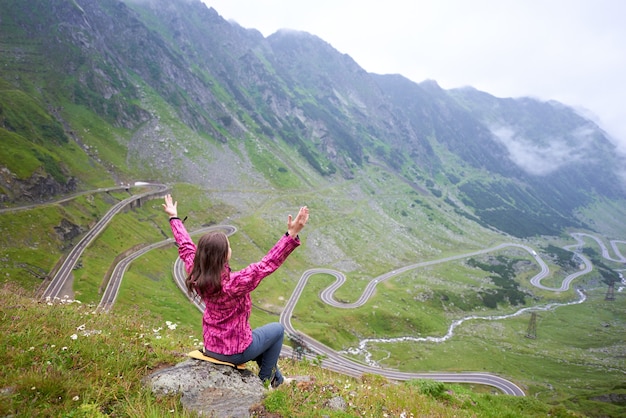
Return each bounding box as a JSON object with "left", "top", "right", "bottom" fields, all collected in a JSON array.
[
  {"left": 162, "top": 194, "right": 178, "bottom": 218},
  {"left": 287, "top": 206, "right": 309, "bottom": 237}
]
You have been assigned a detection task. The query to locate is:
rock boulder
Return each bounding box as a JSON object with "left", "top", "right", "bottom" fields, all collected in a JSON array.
[{"left": 143, "top": 358, "right": 265, "bottom": 417}]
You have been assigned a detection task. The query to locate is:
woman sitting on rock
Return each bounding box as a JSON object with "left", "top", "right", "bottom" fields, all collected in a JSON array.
[{"left": 163, "top": 194, "right": 309, "bottom": 388}]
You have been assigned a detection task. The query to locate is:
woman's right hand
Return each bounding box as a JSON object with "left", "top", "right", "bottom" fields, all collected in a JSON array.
[
  {"left": 287, "top": 206, "right": 309, "bottom": 237},
  {"left": 162, "top": 194, "right": 178, "bottom": 218}
]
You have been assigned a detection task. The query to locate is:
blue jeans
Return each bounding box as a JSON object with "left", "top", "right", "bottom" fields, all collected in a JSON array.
[{"left": 204, "top": 322, "right": 285, "bottom": 384}]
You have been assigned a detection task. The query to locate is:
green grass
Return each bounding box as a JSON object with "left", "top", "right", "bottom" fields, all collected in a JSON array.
[
  {"left": 354, "top": 288, "right": 626, "bottom": 416},
  {"left": 0, "top": 83, "right": 122, "bottom": 188},
  {"left": 0, "top": 283, "right": 584, "bottom": 418},
  {"left": 0, "top": 195, "right": 117, "bottom": 290},
  {"left": 264, "top": 370, "right": 579, "bottom": 417},
  {"left": 57, "top": 101, "right": 132, "bottom": 183},
  {"left": 243, "top": 135, "right": 309, "bottom": 190},
  {"left": 0, "top": 283, "right": 197, "bottom": 417},
  {"left": 0, "top": 129, "right": 48, "bottom": 179}
]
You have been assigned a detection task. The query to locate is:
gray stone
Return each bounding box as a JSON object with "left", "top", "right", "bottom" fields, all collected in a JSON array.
[
  {"left": 143, "top": 358, "right": 265, "bottom": 417},
  {"left": 325, "top": 395, "right": 347, "bottom": 411}
]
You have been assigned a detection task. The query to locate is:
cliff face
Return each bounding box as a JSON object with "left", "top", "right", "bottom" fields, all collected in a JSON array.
[{"left": 1, "top": 0, "right": 624, "bottom": 237}]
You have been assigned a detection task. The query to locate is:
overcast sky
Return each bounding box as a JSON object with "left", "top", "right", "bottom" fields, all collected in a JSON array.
[{"left": 201, "top": 0, "right": 626, "bottom": 154}]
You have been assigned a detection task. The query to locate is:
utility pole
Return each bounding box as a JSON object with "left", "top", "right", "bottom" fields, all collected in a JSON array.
[
  {"left": 525, "top": 312, "right": 537, "bottom": 339},
  {"left": 605, "top": 282, "right": 615, "bottom": 301}
]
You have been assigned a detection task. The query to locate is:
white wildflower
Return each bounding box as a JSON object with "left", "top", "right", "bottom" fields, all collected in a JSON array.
[
  {"left": 72, "top": 395, "right": 80, "bottom": 401},
  {"left": 28, "top": 346, "right": 35, "bottom": 351},
  {"left": 76, "top": 324, "right": 86, "bottom": 331},
  {"left": 62, "top": 347, "right": 68, "bottom": 351},
  {"left": 70, "top": 334, "right": 78, "bottom": 340},
  {"left": 156, "top": 335, "right": 162, "bottom": 339}
]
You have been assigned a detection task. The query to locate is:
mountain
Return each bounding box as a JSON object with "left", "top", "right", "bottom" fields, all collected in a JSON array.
[{"left": 1, "top": 0, "right": 625, "bottom": 238}]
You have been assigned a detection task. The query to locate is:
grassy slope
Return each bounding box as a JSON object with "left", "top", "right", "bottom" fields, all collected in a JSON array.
[
  {"left": 2, "top": 171, "right": 624, "bottom": 416},
  {"left": 0, "top": 79, "right": 123, "bottom": 190},
  {"left": 0, "top": 283, "right": 581, "bottom": 418}
]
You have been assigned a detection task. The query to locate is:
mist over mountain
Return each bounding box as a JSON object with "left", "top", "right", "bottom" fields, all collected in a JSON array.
[{"left": 1, "top": 0, "right": 624, "bottom": 238}]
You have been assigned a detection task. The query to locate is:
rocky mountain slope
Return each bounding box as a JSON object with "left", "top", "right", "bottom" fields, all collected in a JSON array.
[{"left": 1, "top": 0, "right": 624, "bottom": 238}]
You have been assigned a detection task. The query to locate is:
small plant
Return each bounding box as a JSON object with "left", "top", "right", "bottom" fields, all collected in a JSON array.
[
  {"left": 312, "top": 354, "right": 327, "bottom": 367},
  {"left": 407, "top": 378, "right": 448, "bottom": 399},
  {"left": 62, "top": 403, "right": 107, "bottom": 418},
  {"left": 263, "top": 390, "right": 288, "bottom": 414}
]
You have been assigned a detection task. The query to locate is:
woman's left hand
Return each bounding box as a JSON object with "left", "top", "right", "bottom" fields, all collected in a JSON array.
[{"left": 162, "top": 194, "right": 178, "bottom": 218}]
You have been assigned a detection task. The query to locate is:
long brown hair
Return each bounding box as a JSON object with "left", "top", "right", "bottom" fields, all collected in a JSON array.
[{"left": 186, "top": 232, "right": 229, "bottom": 299}]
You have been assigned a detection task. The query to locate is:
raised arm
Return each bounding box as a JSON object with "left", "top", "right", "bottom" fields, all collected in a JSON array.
[{"left": 162, "top": 194, "right": 195, "bottom": 273}]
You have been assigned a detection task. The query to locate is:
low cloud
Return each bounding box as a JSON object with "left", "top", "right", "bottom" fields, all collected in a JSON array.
[{"left": 490, "top": 125, "right": 594, "bottom": 176}]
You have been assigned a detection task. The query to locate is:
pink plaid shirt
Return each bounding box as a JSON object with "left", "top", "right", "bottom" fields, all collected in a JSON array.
[{"left": 169, "top": 218, "right": 300, "bottom": 355}]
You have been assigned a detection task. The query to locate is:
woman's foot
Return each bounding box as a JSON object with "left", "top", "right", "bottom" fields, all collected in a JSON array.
[
  {"left": 270, "top": 375, "right": 294, "bottom": 388},
  {"left": 270, "top": 374, "right": 283, "bottom": 388}
]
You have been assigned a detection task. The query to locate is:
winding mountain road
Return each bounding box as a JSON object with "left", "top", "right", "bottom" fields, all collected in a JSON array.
[
  {"left": 41, "top": 183, "right": 168, "bottom": 301},
  {"left": 55, "top": 192, "right": 622, "bottom": 396},
  {"left": 0, "top": 186, "right": 129, "bottom": 214}
]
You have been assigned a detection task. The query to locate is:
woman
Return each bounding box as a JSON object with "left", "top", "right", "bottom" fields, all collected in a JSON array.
[{"left": 162, "top": 194, "right": 309, "bottom": 388}]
